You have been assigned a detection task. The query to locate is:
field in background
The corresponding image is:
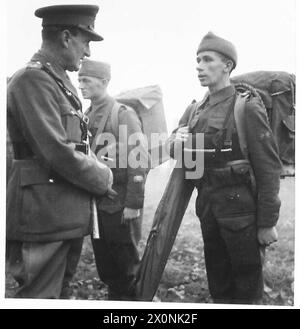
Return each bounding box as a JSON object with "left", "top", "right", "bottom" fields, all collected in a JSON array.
[{"left": 5, "top": 163, "right": 295, "bottom": 305}]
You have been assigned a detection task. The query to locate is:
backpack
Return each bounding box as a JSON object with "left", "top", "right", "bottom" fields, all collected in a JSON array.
[
  {"left": 113, "top": 85, "right": 169, "bottom": 168},
  {"left": 231, "top": 71, "right": 295, "bottom": 176}
]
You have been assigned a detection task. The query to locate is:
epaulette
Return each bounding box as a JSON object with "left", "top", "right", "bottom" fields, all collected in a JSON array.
[{"left": 26, "top": 61, "right": 43, "bottom": 70}]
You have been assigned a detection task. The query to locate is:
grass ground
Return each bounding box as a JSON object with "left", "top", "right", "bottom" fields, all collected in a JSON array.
[{"left": 5, "top": 163, "right": 295, "bottom": 306}]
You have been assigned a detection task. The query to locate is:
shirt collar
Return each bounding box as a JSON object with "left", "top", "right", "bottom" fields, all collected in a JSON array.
[{"left": 208, "top": 85, "right": 236, "bottom": 106}]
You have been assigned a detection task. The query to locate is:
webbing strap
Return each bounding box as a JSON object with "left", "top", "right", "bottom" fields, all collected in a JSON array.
[
  {"left": 110, "top": 101, "right": 121, "bottom": 137},
  {"left": 233, "top": 93, "right": 249, "bottom": 159},
  {"left": 222, "top": 94, "right": 237, "bottom": 146},
  {"left": 90, "top": 106, "right": 111, "bottom": 153}
]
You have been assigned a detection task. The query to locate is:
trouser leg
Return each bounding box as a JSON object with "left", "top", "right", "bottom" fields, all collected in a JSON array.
[
  {"left": 92, "top": 210, "right": 141, "bottom": 300},
  {"left": 219, "top": 223, "right": 264, "bottom": 303},
  {"left": 197, "top": 207, "right": 234, "bottom": 302},
  {"left": 60, "top": 237, "right": 84, "bottom": 299},
  {"left": 196, "top": 190, "right": 264, "bottom": 304},
  {"left": 6, "top": 239, "right": 82, "bottom": 299}
]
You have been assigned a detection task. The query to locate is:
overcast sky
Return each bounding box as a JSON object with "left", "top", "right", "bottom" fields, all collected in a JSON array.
[{"left": 1, "top": 0, "right": 298, "bottom": 309}]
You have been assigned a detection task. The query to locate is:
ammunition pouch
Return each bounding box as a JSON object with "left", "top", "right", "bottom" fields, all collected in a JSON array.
[
  {"left": 210, "top": 184, "right": 256, "bottom": 220},
  {"left": 206, "top": 159, "right": 258, "bottom": 232},
  {"left": 211, "top": 183, "right": 259, "bottom": 267},
  {"left": 207, "top": 159, "right": 256, "bottom": 195}
]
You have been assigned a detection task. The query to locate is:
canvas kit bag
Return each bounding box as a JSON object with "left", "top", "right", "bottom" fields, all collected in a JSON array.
[{"left": 114, "top": 84, "right": 169, "bottom": 168}]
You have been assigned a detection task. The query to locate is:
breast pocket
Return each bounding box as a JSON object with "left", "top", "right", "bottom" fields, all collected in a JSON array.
[
  {"left": 204, "top": 117, "right": 226, "bottom": 150},
  {"left": 205, "top": 117, "right": 224, "bottom": 133},
  {"left": 60, "top": 104, "right": 82, "bottom": 143}
]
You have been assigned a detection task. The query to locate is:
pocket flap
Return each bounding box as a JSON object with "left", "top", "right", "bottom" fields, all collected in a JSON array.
[
  {"left": 216, "top": 214, "right": 255, "bottom": 232},
  {"left": 207, "top": 117, "right": 224, "bottom": 129},
  {"left": 20, "top": 167, "right": 51, "bottom": 186}
]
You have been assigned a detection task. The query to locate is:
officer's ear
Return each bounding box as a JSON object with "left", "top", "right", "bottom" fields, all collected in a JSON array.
[{"left": 60, "top": 29, "right": 72, "bottom": 48}]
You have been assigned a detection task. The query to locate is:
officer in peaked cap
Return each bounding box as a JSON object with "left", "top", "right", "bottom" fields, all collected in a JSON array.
[
  {"left": 6, "top": 5, "right": 116, "bottom": 299},
  {"left": 35, "top": 4, "right": 103, "bottom": 41}
]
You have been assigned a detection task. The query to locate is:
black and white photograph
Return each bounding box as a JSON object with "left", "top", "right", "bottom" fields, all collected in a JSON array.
[{"left": 2, "top": 0, "right": 297, "bottom": 309}]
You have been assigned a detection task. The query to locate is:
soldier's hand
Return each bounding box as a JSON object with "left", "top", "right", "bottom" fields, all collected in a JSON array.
[
  {"left": 106, "top": 186, "right": 118, "bottom": 199},
  {"left": 121, "top": 207, "right": 140, "bottom": 225},
  {"left": 257, "top": 226, "right": 278, "bottom": 246},
  {"left": 175, "top": 126, "right": 190, "bottom": 143}
]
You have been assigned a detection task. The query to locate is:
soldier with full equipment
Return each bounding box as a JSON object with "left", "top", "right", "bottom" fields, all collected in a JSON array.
[{"left": 168, "top": 32, "right": 282, "bottom": 304}]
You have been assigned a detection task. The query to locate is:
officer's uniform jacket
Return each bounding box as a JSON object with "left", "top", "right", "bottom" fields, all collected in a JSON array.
[
  {"left": 86, "top": 95, "right": 149, "bottom": 213},
  {"left": 170, "top": 85, "right": 282, "bottom": 228},
  {"left": 7, "top": 51, "right": 111, "bottom": 242}
]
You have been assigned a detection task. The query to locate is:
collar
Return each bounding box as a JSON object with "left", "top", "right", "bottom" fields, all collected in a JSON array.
[
  {"left": 30, "top": 50, "right": 77, "bottom": 95},
  {"left": 87, "top": 95, "right": 115, "bottom": 117},
  {"left": 208, "top": 85, "right": 236, "bottom": 106}
]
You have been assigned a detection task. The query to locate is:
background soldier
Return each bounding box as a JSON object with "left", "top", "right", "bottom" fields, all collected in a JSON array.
[
  {"left": 6, "top": 5, "right": 116, "bottom": 299},
  {"left": 78, "top": 59, "right": 149, "bottom": 300},
  {"left": 168, "top": 32, "right": 282, "bottom": 304}
]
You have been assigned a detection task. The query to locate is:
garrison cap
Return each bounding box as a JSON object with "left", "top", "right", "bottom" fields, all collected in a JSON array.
[
  {"left": 79, "top": 59, "right": 111, "bottom": 80},
  {"left": 35, "top": 4, "right": 103, "bottom": 41},
  {"left": 197, "top": 32, "right": 237, "bottom": 68}
]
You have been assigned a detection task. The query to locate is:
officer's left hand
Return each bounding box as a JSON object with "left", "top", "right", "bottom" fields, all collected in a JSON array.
[
  {"left": 106, "top": 170, "right": 118, "bottom": 199},
  {"left": 121, "top": 207, "right": 140, "bottom": 225},
  {"left": 257, "top": 226, "right": 278, "bottom": 246}
]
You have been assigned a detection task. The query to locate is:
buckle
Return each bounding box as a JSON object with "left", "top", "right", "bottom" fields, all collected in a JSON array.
[
  {"left": 75, "top": 143, "right": 89, "bottom": 155},
  {"left": 82, "top": 115, "right": 89, "bottom": 125}
]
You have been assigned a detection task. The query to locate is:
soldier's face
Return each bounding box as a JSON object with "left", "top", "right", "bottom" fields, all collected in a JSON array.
[
  {"left": 78, "top": 76, "right": 106, "bottom": 100},
  {"left": 66, "top": 31, "right": 91, "bottom": 71},
  {"left": 196, "top": 51, "right": 228, "bottom": 89}
]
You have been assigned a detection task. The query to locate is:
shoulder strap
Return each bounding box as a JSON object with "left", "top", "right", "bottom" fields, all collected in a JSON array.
[
  {"left": 221, "top": 94, "right": 237, "bottom": 149},
  {"left": 39, "top": 63, "right": 82, "bottom": 112},
  {"left": 233, "top": 93, "right": 249, "bottom": 159},
  {"left": 111, "top": 101, "right": 122, "bottom": 137},
  {"left": 90, "top": 107, "right": 112, "bottom": 153}
]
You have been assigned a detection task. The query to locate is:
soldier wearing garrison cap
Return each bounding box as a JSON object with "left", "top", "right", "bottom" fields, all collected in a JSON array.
[
  {"left": 167, "top": 32, "right": 282, "bottom": 304},
  {"left": 78, "top": 59, "right": 149, "bottom": 301},
  {"left": 6, "top": 5, "right": 116, "bottom": 299}
]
